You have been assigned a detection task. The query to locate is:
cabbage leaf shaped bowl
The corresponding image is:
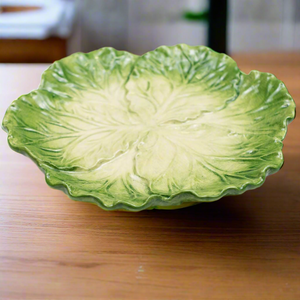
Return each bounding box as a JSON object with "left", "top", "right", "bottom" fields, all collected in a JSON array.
[{"left": 2, "top": 45, "right": 296, "bottom": 211}]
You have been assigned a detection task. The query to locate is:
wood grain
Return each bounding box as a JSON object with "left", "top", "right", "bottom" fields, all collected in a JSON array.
[{"left": 0, "top": 54, "right": 300, "bottom": 300}]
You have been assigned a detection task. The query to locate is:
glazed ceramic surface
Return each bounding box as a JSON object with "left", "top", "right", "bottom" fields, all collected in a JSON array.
[{"left": 2, "top": 45, "right": 296, "bottom": 211}]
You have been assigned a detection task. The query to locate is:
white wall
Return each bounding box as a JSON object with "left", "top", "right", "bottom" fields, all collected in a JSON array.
[
  {"left": 69, "top": 0, "right": 300, "bottom": 54},
  {"left": 228, "top": 0, "right": 300, "bottom": 52},
  {"left": 127, "top": 0, "right": 207, "bottom": 54}
]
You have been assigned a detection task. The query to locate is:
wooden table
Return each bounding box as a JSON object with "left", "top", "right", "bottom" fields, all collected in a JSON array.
[{"left": 0, "top": 54, "right": 299, "bottom": 300}]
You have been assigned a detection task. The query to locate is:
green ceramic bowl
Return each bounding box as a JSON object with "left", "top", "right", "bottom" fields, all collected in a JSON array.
[{"left": 2, "top": 45, "right": 296, "bottom": 211}]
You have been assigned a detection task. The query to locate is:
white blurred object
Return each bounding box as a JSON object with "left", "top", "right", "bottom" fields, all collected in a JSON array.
[
  {"left": 186, "top": 0, "right": 208, "bottom": 12},
  {"left": 0, "top": 0, "right": 76, "bottom": 39}
]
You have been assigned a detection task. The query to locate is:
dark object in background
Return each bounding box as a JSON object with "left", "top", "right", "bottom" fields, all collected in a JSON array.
[{"left": 208, "top": 0, "right": 228, "bottom": 54}]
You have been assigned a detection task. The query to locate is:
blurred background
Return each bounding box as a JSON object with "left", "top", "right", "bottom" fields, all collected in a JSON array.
[{"left": 0, "top": 0, "right": 299, "bottom": 63}]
